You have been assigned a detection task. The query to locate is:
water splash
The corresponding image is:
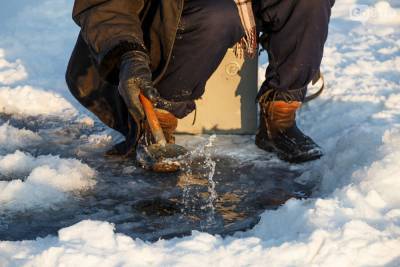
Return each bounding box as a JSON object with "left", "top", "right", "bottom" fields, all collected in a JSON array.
[
  {"left": 179, "top": 135, "right": 218, "bottom": 227},
  {"left": 202, "top": 135, "right": 217, "bottom": 226}
]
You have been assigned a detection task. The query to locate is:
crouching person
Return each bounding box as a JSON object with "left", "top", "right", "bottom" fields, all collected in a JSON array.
[
  {"left": 66, "top": 0, "right": 244, "bottom": 157},
  {"left": 66, "top": 0, "right": 334, "bottom": 165}
]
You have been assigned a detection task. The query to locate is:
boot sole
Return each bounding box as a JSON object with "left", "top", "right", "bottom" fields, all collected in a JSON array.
[{"left": 255, "top": 136, "right": 323, "bottom": 164}]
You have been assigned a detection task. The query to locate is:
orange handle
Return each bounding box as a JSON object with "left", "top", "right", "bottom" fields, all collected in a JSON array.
[{"left": 139, "top": 93, "right": 167, "bottom": 146}]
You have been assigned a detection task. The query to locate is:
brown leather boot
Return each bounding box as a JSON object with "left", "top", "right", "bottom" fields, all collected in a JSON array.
[
  {"left": 154, "top": 108, "right": 178, "bottom": 144},
  {"left": 256, "top": 100, "right": 323, "bottom": 163},
  {"left": 105, "top": 109, "right": 177, "bottom": 157}
]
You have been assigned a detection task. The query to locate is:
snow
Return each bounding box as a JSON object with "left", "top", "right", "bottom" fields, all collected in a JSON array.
[
  {"left": 0, "top": 42, "right": 77, "bottom": 119},
  {"left": 0, "top": 123, "right": 41, "bottom": 153},
  {"left": 0, "top": 151, "right": 96, "bottom": 211},
  {"left": 0, "top": 0, "right": 400, "bottom": 266},
  {"left": 0, "top": 49, "right": 27, "bottom": 85},
  {"left": 0, "top": 85, "right": 77, "bottom": 119}
]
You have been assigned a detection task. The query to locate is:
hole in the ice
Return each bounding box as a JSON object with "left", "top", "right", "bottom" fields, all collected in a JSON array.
[
  {"left": 134, "top": 198, "right": 182, "bottom": 217},
  {"left": 0, "top": 116, "right": 316, "bottom": 241}
]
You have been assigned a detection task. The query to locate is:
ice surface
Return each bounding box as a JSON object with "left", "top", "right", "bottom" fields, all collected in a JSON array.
[{"left": 0, "top": 0, "right": 400, "bottom": 266}]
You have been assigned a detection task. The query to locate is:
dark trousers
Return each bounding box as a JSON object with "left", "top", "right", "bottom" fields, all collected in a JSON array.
[
  {"left": 256, "top": 0, "right": 335, "bottom": 100},
  {"left": 156, "top": 0, "right": 244, "bottom": 102},
  {"left": 160, "top": 0, "right": 334, "bottom": 103}
]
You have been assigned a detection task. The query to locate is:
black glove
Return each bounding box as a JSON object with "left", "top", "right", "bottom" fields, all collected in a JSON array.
[
  {"left": 119, "top": 50, "right": 196, "bottom": 121},
  {"left": 118, "top": 50, "right": 150, "bottom": 124}
]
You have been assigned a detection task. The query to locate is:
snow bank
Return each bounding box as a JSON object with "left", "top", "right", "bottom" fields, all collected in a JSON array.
[
  {"left": 0, "top": 122, "right": 41, "bottom": 153},
  {"left": 0, "top": 0, "right": 94, "bottom": 215},
  {"left": 0, "top": 48, "right": 77, "bottom": 119},
  {"left": 0, "top": 85, "right": 77, "bottom": 118},
  {"left": 0, "top": 151, "right": 96, "bottom": 211},
  {"left": 0, "top": 15, "right": 79, "bottom": 120}
]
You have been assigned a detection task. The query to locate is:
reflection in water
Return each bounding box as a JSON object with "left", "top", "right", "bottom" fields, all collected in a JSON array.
[{"left": 0, "top": 115, "right": 316, "bottom": 241}]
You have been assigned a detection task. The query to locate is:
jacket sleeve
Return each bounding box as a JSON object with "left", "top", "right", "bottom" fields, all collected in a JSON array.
[{"left": 72, "top": 0, "right": 148, "bottom": 82}]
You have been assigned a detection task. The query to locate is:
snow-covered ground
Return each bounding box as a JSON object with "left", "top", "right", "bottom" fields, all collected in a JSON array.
[{"left": 1, "top": 0, "right": 400, "bottom": 266}]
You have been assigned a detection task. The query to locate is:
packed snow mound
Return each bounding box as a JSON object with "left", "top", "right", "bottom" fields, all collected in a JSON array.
[
  {"left": 0, "top": 49, "right": 77, "bottom": 119},
  {"left": 0, "top": 49, "right": 27, "bottom": 85},
  {"left": 0, "top": 86, "right": 77, "bottom": 119},
  {"left": 0, "top": 122, "right": 41, "bottom": 153},
  {"left": 0, "top": 151, "right": 96, "bottom": 211}
]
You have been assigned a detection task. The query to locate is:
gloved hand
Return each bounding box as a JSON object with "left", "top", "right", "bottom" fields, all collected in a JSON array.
[
  {"left": 118, "top": 50, "right": 151, "bottom": 124},
  {"left": 118, "top": 50, "right": 195, "bottom": 123}
]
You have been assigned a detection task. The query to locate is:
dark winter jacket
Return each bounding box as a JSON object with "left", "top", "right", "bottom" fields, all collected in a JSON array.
[
  {"left": 66, "top": 0, "right": 184, "bottom": 137},
  {"left": 72, "top": 0, "right": 183, "bottom": 84}
]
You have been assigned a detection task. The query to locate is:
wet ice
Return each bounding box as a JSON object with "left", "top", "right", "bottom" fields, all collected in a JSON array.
[{"left": 0, "top": 114, "right": 309, "bottom": 241}]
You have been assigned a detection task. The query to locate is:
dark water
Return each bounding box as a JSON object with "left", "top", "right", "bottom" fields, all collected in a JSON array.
[{"left": 0, "top": 115, "right": 315, "bottom": 241}]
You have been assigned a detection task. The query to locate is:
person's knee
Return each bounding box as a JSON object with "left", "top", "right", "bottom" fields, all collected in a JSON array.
[{"left": 198, "top": 0, "right": 244, "bottom": 43}]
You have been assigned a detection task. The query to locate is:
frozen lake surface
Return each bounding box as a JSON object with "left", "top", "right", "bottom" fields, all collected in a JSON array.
[{"left": 0, "top": 115, "right": 312, "bottom": 241}]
